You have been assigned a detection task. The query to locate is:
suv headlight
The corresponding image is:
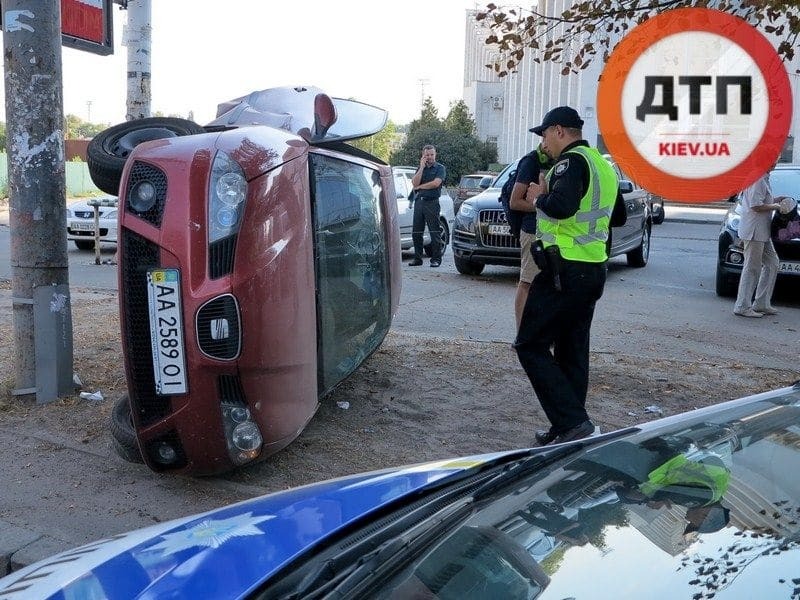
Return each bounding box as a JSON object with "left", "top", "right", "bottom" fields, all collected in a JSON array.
[
  {"left": 459, "top": 202, "right": 477, "bottom": 219},
  {"left": 724, "top": 212, "right": 740, "bottom": 233},
  {"left": 208, "top": 150, "right": 248, "bottom": 244}
]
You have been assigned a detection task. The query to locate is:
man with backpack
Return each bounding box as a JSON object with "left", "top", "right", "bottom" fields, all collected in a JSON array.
[{"left": 500, "top": 144, "right": 553, "bottom": 327}]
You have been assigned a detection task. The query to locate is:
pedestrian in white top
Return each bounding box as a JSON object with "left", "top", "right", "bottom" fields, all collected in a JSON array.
[{"left": 733, "top": 170, "right": 785, "bottom": 317}]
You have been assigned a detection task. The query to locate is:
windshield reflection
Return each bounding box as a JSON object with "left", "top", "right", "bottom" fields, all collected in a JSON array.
[{"left": 374, "top": 387, "right": 800, "bottom": 599}]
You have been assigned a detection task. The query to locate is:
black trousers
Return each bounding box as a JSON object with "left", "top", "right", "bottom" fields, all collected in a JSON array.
[
  {"left": 514, "top": 259, "right": 607, "bottom": 433},
  {"left": 412, "top": 196, "right": 442, "bottom": 260}
]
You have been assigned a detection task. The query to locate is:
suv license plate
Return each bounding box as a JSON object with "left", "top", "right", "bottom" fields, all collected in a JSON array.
[
  {"left": 70, "top": 222, "right": 96, "bottom": 231},
  {"left": 778, "top": 261, "right": 800, "bottom": 274},
  {"left": 488, "top": 224, "right": 511, "bottom": 235},
  {"left": 147, "top": 269, "right": 188, "bottom": 395}
]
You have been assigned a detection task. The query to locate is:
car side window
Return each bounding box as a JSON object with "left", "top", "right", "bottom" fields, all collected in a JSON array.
[{"left": 310, "top": 154, "right": 391, "bottom": 394}]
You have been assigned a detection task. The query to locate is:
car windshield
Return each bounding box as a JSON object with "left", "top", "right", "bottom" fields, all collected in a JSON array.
[
  {"left": 770, "top": 167, "right": 800, "bottom": 200},
  {"left": 367, "top": 385, "right": 800, "bottom": 599},
  {"left": 491, "top": 161, "right": 520, "bottom": 189}
]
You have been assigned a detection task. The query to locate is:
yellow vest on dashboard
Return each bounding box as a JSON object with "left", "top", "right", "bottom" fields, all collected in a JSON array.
[{"left": 537, "top": 146, "right": 617, "bottom": 263}]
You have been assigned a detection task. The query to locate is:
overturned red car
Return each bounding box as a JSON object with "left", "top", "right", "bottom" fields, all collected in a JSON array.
[{"left": 89, "top": 87, "right": 401, "bottom": 475}]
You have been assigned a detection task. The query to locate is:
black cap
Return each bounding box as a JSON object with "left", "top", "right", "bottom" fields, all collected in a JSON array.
[{"left": 530, "top": 106, "right": 584, "bottom": 136}]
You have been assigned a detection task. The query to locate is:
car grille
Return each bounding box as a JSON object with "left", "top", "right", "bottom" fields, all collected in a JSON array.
[
  {"left": 121, "top": 230, "right": 173, "bottom": 426},
  {"left": 74, "top": 211, "right": 94, "bottom": 218},
  {"left": 479, "top": 209, "right": 520, "bottom": 249},
  {"left": 209, "top": 235, "right": 237, "bottom": 279},
  {"left": 125, "top": 161, "right": 168, "bottom": 227},
  {"left": 197, "top": 295, "right": 241, "bottom": 360},
  {"left": 219, "top": 374, "right": 246, "bottom": 403}
]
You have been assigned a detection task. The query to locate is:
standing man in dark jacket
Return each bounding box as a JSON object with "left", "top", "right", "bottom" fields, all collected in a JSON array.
[
  {"left": 509, "top": 144, "right": 553, "bottom": 327},
  {"left": 515, "top": 106, "right": 620, "bottom": 446},
  {"left": 410, "top": 145, "right": 446, "bottom": 267}
]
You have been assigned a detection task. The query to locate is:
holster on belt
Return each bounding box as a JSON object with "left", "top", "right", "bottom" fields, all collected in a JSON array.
[
  {"left": 544, "top": 245, "right": 562, "bottom": 291},
  {"left": 531, "top": 239, "right": 548, "bottom": 271}
]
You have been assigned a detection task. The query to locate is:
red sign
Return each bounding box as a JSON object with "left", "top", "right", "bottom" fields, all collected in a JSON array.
[{"left": 61, "top": 0, "right": 114, "bottom": 56}]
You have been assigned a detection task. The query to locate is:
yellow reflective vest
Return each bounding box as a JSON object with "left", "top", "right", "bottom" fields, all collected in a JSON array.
[{"left": 537, "top": 145, "right": 618, "bottom": 262}]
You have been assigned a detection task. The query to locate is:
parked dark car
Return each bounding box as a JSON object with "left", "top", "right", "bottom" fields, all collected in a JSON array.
[
  {"left": 452, "top": 155, "right": 652, "bottom": 276},
  {"left": 86, "top": 86, "right": 401, "bottom": 475},
  {"left": 4, "top": 383, "right": 800, "bottom": 599},
  {"left": 716, "top": 164, "right": 800, "bottom": 297}
]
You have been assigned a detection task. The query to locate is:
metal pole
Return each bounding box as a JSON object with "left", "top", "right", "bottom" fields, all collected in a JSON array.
[
  {"left": 3, "top": 1, "right": 72, "bottom": 400},
  {"left": 124, "top": 0, "right": 151, "bottom": 120}
]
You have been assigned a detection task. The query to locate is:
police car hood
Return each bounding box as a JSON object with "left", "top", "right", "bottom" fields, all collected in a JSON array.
[{"left": 0, "top": 452, "right": 513, "bottom": 600}]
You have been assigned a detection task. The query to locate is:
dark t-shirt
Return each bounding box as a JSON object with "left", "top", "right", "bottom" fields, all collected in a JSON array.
[
  {"left": 514, "top": 153, "right": 549, "bottom": 233},
  {"left": 417, "top": 162, "right": 446, "bottom": 199}
]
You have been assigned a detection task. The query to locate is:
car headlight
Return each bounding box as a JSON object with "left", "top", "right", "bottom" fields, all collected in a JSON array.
[
  {"left": 208, "top": 150, "right": 248, "bottom": 244},
  {"left": 459, "top": 202, "right": 477, "bottom": 219},
  {"left": 221, "top": 401, "right": 262, "bottom": 465},
  {"left": 725, "top": 213, "right": 740, "bottom": 232}
]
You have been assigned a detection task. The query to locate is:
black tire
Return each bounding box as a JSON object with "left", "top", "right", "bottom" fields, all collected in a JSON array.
[
  {"left": 424, "top": 218, "right": 450, "bottom": 257},
  {"left": 454, "top": 255, "right": 485, "bottom": 275},
  {"left": 626, "top": 224, "right": 650, "bottom": 268},
  {"left": 715, "top": 265, "right": 738, "bottom": 297},
  {"left": 87, "top": 117, "right": 205, "bottom": 195},
  {"left": 652, "top": 204, "right": 665, "bottom": 225},
  {"left": 74, "top": 240, "right": 95, "bottom": 251},
  {"left": 110, "top": 395, "right": 144, "bottom": 463}
]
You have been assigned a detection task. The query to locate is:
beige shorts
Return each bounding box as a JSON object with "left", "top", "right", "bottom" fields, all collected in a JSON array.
[{"left": 519, "top": 231, "right": 540, "bottom": 284}]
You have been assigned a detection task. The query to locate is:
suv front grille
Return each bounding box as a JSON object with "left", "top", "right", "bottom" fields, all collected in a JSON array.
[
  {"left": 197, "top": 295, "right": 241, "bottom": 360},
  {"left": 121, "top": 231, "right": 173, "bottom": 426},
  {"left": 479, "top": 209, "right": 520, "bottom": 249}
]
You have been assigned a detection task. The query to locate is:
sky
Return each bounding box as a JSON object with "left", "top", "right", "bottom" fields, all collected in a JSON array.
[{"left": 32, "top": 0, "right": 487, "bottom": 128}]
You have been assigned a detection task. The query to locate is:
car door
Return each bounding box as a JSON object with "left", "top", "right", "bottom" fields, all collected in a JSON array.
[
  {"left": 611, "top": 162, "right": 647, "bottom": 250},
  {"left": 393, "top": 169, "right": 413, "bottom": 235}
]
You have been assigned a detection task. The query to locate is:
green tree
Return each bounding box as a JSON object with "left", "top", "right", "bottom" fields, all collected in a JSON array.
[
  {"left": 0, "top": 121, "right": 6, "bottom": 152},
  {"left": 444, "top": 100, "right": 475, "bottom": 136},
  {"left": 64, "top": 113, "right": 109, "bottom": 139},
  {"left": 391, "top": 100, "right": 492, "bottom": 186},
  {"left": 477, "top": 1, "right": 799, "bottom": 76},
  {"left": 349, "top": 119, "right": 398, "bottom": 162}
]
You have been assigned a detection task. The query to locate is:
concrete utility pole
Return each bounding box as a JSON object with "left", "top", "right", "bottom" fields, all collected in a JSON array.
[
  {"left": 3, "top": 1, "right": 73, "bottom": 402},
  {"left": 124, "top": 0, "right": 151, "bottom": 120}
]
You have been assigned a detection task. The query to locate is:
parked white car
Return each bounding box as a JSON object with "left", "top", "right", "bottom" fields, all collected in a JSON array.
[
  {"left": 66, "top": 195, "right": 118, "bottom": 250},
  {"left": 392, "top": 166, "right": 455, "bottom": 256}
]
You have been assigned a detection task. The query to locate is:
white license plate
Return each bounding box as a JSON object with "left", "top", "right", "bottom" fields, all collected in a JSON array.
[
  {"left": 70, "top": 222, "right": 96, "bottom": 231},
  {"left": 147, "top": 269, "right": 188, "bottom": 395},
  {"left": 779, "top": 261, "right": 800, "bottom": 274},
  {"left": 488, "top": 224, "right": 511, "bottom": 235}
]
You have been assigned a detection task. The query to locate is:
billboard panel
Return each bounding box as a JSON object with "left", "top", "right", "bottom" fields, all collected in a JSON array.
[{"left": 61, "top": 0, "right": 114, "bottom": 56}]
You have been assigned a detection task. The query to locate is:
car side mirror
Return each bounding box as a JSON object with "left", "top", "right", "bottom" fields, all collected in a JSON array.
[
  {"left": 727, "top": 194, "right": 738, "bottom": 203},
  {"left": 480, "top": 176, "right": 493, "bottom": 189},
  {"left": 619, "top": 180, "right": 634, "bottom": 194}
]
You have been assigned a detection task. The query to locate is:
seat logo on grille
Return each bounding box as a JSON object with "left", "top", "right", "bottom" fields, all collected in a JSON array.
[{"left": 210, "top": 318, "right": 230, "bottom": 340}]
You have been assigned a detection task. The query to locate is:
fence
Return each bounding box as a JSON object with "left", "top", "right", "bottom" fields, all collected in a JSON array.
[{"left": 0, "top": 153, "right": 102, "bottom": 197}]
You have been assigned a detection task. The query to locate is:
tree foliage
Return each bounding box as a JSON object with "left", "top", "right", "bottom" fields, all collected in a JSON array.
[
  {"left": 476, "top": 1, "right": 800, "bottom": 77},
  {"left": 391, "top": 99, "right": 496, "bottom": 186},
  {"left": 64, "top": 114, "right": 109, "bottom": 139},
  {"left": 349, "top": 119, "right": 398, "bottom": 163}
]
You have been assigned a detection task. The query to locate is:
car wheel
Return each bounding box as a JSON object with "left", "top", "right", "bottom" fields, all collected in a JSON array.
[
  {"left": 626, "top": 224, "right": 650, "bottom": 268},
  {"left": 87, "top": 117, "right": 206, "bottom": 195},
  {"left": 454, "top": 255, "right": 485, "bottom": 275},
  {"left": 715, "top": 264, "right": 738, "bottom": 297},
  {"left": 652, "top": 204, "right": 665, "bottom": 225},
  {"left": 425, "top": 218, "right": 449, "bottom": 257},
  {"left": 74, "top": 240, "right": 95, "bottom": 251},
  {"left": 110, "top": 395, "right": 144, "bottom": 463}
]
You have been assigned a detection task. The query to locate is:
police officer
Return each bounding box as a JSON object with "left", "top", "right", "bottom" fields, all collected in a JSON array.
[
  {"left": 515, "top": 106, "right": 620, "bottom": 446},
  {"left": 508, "top": 144, "right": 553, "bottom": 328},
  {"left": 409, "top": 145, "right": 446, "bottom": 268}
]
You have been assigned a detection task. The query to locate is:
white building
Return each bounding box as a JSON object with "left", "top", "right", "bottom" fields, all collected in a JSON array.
[{"left": 464, "top": 3, "right": 799, "bottom": 166}]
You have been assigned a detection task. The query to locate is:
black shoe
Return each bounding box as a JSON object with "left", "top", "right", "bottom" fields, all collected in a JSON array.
[
  {"left": 408, "top": 258, "right": 423, "bottom": 266},
  {"left": 430, "top": 259, "right": 441, "bottom": 267},
  {"left": 534, "top": 429, "right": 557, "bottom": 446},
  {"left": 551, "top": 421, "right": 595, "bottom": 445}
]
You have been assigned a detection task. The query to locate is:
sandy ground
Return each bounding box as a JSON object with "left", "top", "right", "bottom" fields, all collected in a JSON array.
[{"left": 0, "top": 278, "right": 795, "bottom": 493}]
